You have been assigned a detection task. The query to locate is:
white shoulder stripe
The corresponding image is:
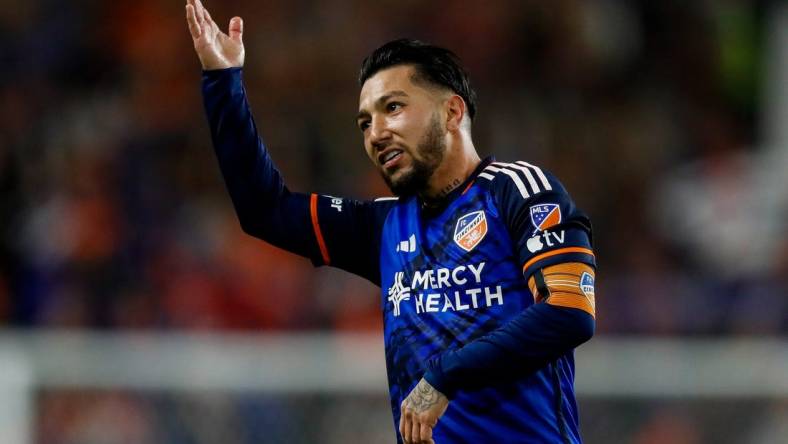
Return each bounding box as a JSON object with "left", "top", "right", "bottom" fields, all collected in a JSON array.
[
  {"left": 480, "top": 162, "right": 550, "bottom": 199},
  {"left": 498, "top": 167, "right": 530, "bottom": 198},
  {"left": 484, "top": 164, "right": 502, "bottom": 173},
  {"left": 374, "top": 197, "right": 399, "bottom": 202},
  {"left": 497, "top": 162, "right": 541, "bottom": 194},
  {"left": 480, "top": 164, "right": 503, "bottom": 180},
  {"left": 516, "top": 161, "right": 552, "bottom": 191},
  {"left": 482, "top": 163, "right": 530, "bottom": 198}
]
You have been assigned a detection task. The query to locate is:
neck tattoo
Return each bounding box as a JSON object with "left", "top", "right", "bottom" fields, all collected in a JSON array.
[
  {"left": 437, "top": 177, "right": 463, "bottom": 198},
  {"left": 421, "top": 178, "right": 464, "bottom": 209}
]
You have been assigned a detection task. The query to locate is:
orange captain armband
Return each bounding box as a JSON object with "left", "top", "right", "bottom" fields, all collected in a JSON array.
[{"left": 527, "top": 262, "right": 596, "bottom": 317}]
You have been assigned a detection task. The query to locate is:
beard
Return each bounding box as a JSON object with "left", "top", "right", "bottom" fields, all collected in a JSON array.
[{"left": 382, "top": 114, "right": 446, "bottom": 197}]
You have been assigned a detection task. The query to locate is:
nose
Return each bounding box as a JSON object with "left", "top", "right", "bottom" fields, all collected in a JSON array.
[{"left": 368, "top": 116, "right": 392, "bottom": 151}]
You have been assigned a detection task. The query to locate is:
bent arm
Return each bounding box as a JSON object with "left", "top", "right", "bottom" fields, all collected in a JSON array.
[
  {"left": 423, "top": 287, "right": 594, "bottom": 398},
  {"left": 202, "top": 67, "right": 318, "bottom": 258},
  {"left": 202, "top": 68, "right": 394, "bottom": 282}
]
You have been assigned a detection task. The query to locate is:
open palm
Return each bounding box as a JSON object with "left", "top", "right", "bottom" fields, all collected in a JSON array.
[{"left": 185, "top": 0, "right": 244, "bottom": 70}]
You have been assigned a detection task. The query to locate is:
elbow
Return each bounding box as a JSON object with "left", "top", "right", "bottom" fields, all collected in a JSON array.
[
  {"left": 573, "top": 311, "right": 596, "bottom": 347},
  {"left": 551, "top": 305, "right": 595, "bottom": 348},
  {"left": 581, "top": 315, "right": 596, "bottom": 343}
]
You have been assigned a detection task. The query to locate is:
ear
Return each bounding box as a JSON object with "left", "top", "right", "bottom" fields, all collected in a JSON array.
[{"left": 445, "top": 95, "right": 466, "bottom": 132}]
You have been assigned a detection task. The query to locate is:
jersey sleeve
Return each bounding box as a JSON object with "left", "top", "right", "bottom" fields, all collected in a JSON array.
[
  {"left": 202, "top": 68, "right": 393, "bottom": 284},
  {"left": 309, "top": 195, "right": 396, "bottom": 285},
  {"left": 489, "top": 161, "right": 596, "bottom": 279}
]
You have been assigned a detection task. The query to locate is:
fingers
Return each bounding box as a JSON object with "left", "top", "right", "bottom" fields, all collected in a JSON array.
[
  {"left": 411, "top": 419, "right": 421, "bottom": 443},
  {"left": 190, "top": 0, "right": 214, "bottom": 31},
  {"left": 200, "top": 1, "right": 213, "bottom": 25},
  {"left": 187, "top": 0, "right": 202, "bottom": 25},
  {"left": 185, "top": 4, "right": 201, "bottom": 39},
  {"left": 399, "top": 410, "right": 412, "bottom": 443},
  {"left": 192, "top": 0, "right": 205, "bottom": 18},
  {"left": 400, "top": 411, "right": 435, "bottom": 443},
  {"left": 185, "top": 0, "right": 211, "bottom": 40},
  {"left": 419, "top": 422, "right": 433, "bottom": 442},
  {"left": 203, "top": 6, "right": 222, "bottom": 37},
  {"left": 228, "top": 16, "right": 243, "bottom": 44}
]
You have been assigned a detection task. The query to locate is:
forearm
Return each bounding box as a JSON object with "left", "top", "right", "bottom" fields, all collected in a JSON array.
[
  {"left": 202, "top": 68, "right": 315, "bottom": 256},
  {"left": 423, "top": 303, "right": 594, "bottom": 398}
]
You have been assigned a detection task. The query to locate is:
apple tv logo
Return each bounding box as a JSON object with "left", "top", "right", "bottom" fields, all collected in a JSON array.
[
  {"left": 526, "top": 230, "right": 566, "bottom": 253},
  {"left": 526, "top": 235, "right": 544, "bottom": 253}
]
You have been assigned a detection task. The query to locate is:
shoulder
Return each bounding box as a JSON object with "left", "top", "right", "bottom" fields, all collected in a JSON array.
[
  {"left": 478, "top": 160, "right": 589, "bottom": 234},
  {"left": 478, "top": 160, "right": 568, "bottom": 202}
]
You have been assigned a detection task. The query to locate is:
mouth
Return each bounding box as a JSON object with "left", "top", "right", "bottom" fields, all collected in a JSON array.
[{"left": 378, "top": 149, "right": 404, "bottom": 169}]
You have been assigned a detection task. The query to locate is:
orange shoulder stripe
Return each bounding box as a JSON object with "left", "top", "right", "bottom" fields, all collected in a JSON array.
[
  {"left": 522, "top": 247, "right": 594, "bottom": 272},
  {"left": 310, "top": 193, "right": 330, "bottom": 265}
]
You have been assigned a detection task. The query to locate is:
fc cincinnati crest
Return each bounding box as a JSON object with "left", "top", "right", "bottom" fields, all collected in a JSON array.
[
  {"left": 453, "top": 211, "right": 488, "bottom": 252},
  {"left": 580, "top": 271, "right": 596, "bottom": 310},
  {"left": 530, "top": 203, "right": 561, "bottom": 232}
]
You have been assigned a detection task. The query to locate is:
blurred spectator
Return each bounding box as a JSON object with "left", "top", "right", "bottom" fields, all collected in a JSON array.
[{"left": 0, "top": 0, "right": 783, "bottom": 335}]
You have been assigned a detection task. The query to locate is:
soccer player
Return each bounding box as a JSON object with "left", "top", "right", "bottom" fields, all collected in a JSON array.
[{"left": 186, "top": 1, "right": 597, "bottom": 443}]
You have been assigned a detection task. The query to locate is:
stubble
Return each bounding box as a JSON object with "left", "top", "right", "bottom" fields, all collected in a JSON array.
[{"left": 383, "top": 114, "right": 446, "bottom": 197}]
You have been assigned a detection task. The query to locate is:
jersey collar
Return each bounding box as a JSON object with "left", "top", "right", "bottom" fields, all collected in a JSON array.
[{"left": 419, "top": 156, "right": 495, "bottom": 212}]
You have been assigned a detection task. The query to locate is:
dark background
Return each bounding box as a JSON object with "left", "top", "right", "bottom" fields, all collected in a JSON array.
[
  {"left": 2, "top": 0, "right": 784, "bottom": 334},
  {"left": 1, "top": 1, "right": 786, "bottom": 442}
]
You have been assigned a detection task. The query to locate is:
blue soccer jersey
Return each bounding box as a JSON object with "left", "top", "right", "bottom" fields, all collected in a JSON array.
[
  {"left": 374, "top": 160, "right": 593, "bottom": 443},
  {"left": 202, "top": 68, "right": 597, "bottom": 444}
]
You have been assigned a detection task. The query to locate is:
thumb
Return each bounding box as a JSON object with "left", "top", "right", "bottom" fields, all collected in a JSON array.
[{"left": 229, "top": 16, "right": 243, "bottom": 44}]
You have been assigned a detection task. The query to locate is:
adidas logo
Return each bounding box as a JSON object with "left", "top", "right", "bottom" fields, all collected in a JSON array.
[{"left": 396, "top": 234, "right": 417, "bottom": 253}]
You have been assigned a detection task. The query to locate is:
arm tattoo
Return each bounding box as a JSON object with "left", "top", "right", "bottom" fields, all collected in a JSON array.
[{"left": 405, "top": 379, "right": 446, "bottom": 413}]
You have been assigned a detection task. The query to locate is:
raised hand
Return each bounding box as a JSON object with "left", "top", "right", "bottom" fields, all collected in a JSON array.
[{"left": 185, "top": 0, "right": 244, "bottom": 70}]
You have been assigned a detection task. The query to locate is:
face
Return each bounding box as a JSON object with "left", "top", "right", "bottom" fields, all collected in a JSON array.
[{"left": 357, "top": 65, "right": 447, "bottom": 196}]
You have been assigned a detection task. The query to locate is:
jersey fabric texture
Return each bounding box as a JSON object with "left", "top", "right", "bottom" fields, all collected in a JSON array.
[{"left": 203, "top": 67, "right": 597, "bottom": 444}]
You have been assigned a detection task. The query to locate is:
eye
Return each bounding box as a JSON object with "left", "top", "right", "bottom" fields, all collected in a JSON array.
[
  {"left": 386, "top": 102, "right": 403, "bottom": 112},
  {"left": 358, "top": 120, "right": 370, "bottom": 132}
]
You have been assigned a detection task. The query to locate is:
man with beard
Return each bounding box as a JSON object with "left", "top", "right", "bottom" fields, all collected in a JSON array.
[{"left": 186, "top": 1, "right": 597, "bottom": 443}]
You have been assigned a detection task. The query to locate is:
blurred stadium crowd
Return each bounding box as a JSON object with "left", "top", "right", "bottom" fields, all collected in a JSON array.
[
  {"left": 1, "top": 0, "right": 787, "bottom": 442},
  {"left": 1, "top": 0, "right": 784, "bottom": 334}
]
